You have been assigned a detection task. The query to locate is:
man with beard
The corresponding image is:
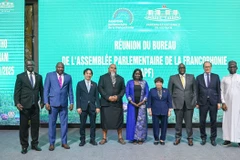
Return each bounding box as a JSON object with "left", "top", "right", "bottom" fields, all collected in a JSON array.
[
  {"left": 98, "top": 64, "right": 126, "bottom": 145},
  {"left": 221, "top": 60, "right": 240, "bottom": 147}
]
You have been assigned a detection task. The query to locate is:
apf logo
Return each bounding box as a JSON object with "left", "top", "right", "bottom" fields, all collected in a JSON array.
[
  {"left": 145, "top": 5, "right": 181, "bottom": 22},
  {"left": 113, "top": 8, "right": 134, "bottom": 25},
  {"left": 108, "top": 8, "right": 134, "bottom": 29}
]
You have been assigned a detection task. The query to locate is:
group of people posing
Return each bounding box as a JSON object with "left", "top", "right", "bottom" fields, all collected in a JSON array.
[{"left": 14, "top": 60, "right": 240, "bottom": 154}]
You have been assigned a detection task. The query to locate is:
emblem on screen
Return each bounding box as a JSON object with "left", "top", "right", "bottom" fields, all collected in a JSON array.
[
  {"left": 0, "top": 0, "right": 14, "bottom": 12},
  {"left": 145, "top": 5, "right": 181, "bottom": 22},
  {"left": 108, "top": 8, "right": 134, "bottom": 29}
]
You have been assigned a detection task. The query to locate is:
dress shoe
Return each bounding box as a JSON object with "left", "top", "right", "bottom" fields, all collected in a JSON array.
[
  {"left": 200, "top": 139, "right": 206, "bottom": 145},
  {"left": 133, "top": 140, "right": 138, "bottom": 145},
  {"left": 89, "top": 140, "right": 98, "bottom": 146},
  {"left": 222, "top": 141, "right": 231, "bottom": 146},
  {"left": 173, "top": 139, "right": 181, "bottom": 145},
  {"left": 79, "top": 141, "right": 86, "bottom": 146},
  {"left": 31, "top": 145, "right": 42, "bottom": 151},
  {"left": 154, "top": 141, "right": 159, "bottom": 145},
  {"left": 21, "top": 148, "right": 28, "bottom": 154},
  {"left": 188, "top": 139, "right": 193, "bottom": 146},
  {"left": 99, "top": 138, "right": 107, "bottom": 145},
  {"left": 138, "top": 141, "right": 143, "bottom": 145},
  {"left": 211, "top": 140, "right": 217, "bottom": 146},
  {"left": 118, "top": 138, "right": 126, "bottom": 145},
  {"left": 160, "top": 141, "right": 165, "bottom": 145},
  {"left": 49, "top": 145, "right": 54, "bottom": 151},
  {"left": 62, "top": 144, "right": 70, "bottom": 149}
]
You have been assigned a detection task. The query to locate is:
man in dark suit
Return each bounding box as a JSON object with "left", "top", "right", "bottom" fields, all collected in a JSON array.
[
  {"left": 168, "top": 63, "right": 196, "bottom": 146},
  {"left": 14, "top": 60, "right": 44, "bottom": 154},
  {"left": 44, "top": 62, "right": 74, "bottom": 151},
  {"left": 76, "top": 68, "right": 100, "bottom": 146},
  {"left": 196, "top": 61, "right": 221, "bottom": 146},
  {"left": 98, "top": 64, "right": 126, "bottom": 145}
]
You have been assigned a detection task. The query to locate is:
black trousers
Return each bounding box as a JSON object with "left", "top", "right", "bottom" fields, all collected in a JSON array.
[
  {"left": 199, "top": 100, "right": 218, "bottom": 140},
  {"left": 80, "top": 105, "right": 96, "bottom": 141},
  {"left": 174, "top": 103, "right": 193, "bottom": 139},
  {"left": 19, "top": 105, "right": 40, "bottom": 148}
]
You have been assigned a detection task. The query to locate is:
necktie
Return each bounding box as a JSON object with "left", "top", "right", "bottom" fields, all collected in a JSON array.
[
  {"left": 30, "top": 72, "right": 34, "bottom": 88},
  {"left": 206, "top": 73, "right": 210, "bottom": 87},
  {"left": 87, "top": 81, "right": 90, "bottom": 92},
  {"left": 180, "top": 75, "right": 185, "bottom": 89},
  {"left": 58, "top": 75, "right": 62, "bottom": 88}
]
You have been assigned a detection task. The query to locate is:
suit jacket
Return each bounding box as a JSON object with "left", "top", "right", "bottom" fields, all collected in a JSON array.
[
  {"left": 76, "top": 80, "right": 100, "bottom": 111},
  {"left": 147, "top": 87, "right": 172, "bottom": 115},
  {"left": 98, "top": 73, "right": 125, "bottom": 107},
  {"left": 168, "top": 74, "right": 196, "bottom": 109},
  {"left": 44, "top": 71, "right": 74, "bottom": 107},
  {"left": 196, "top": 73, "right": 221, "bottom": 106},
  {"left": 14, "top": 71, "right": 43, "bottom": 109}
]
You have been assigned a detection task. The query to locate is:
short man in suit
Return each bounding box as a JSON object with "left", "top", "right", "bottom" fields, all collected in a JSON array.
[
  {"left": 14, "top": 60, "right": 44, "bottom": 154},
  {"left": 76, "top": 68, "right": 100, "bottom": 146},
  {"left": 98, "top": 64, "right": 126, "bottom": 145},
  {"left": 148, "top": 77, "right": 172, "bottom": 145},
  {"left": 196, "top": 61, "right": 221, "bottom": 146},
  {"left": 44, "top": 62, "right": 74, "bottom": 151},
  {"left": 168, "top": 63, "right": 196, "bottom": 146}
]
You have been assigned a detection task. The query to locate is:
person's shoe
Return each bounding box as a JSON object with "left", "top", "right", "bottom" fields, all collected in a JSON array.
[
  {"left": 21, "top": 147, "right": 28, "bottom": 154},
  {"left": 188, "top": 139, "right": 193, "bottom": 146},
  {"left": 173, "top": 139, "right": 181, "bottom": 145},
  {"left": 200, "top": 139, "right": 206, "bottom": 145},
  {"left": 31, "top": 145, "right": 42, "bottom": 151},
  {"left": 118, "top": 138, "right": 126, "bottom": 145},
  {"left": 160, "top": 141, "right": 165, "bottom": 145},
  {"left": 138, "top": 141, "right": 143, "bottom": 145},
  {"left": 61, "top": 144, "right": 70, "bottom": 149},
  {"left": 49, "top": 145, "right": 54, "bottom": 151},
  {"left": 222, "top": 141, "right": 231, "bottom": 146},
  {"left": 211, "top": 140, "right": 217, "bottom": 146},
  {"left": 99, "top": 138, "right": 107, "bottom": 145},
  {"left": 89, "top": 140, "right": 98, "bottom": 146},
  {"left": 132, "top": 140, "right": 138, "bottom": 145},
  {"left": 79, "top": 141, "right": 86, "bottom": 147},
  {"left": 154, "top": 141, "right": 159, "bottom": 145}
]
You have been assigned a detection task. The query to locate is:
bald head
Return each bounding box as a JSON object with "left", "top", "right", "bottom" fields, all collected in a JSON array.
[{"left": 108, "top": 64, "right": 117, "bottom": 74}]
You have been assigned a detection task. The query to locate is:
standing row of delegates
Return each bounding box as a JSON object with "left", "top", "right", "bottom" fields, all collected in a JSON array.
[{"left": 14, "top": 61, "right": 240, "bottom": 154}]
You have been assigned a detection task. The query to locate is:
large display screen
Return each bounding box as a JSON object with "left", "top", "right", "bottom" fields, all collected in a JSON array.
[
  {"left": 38, "top": 0, "right": 240, "bottom": 124},
  {"left": 0, "top": 0, "right": 24, "bottom": 125}
]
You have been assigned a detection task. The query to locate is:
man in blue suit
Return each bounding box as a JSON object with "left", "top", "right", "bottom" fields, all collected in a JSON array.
[
  {"left": 196, "top": 61, "right": 221, "bottom": 146},
  {"left": 147, "top": 77, "right": 172, "bottom": 145},
  {"left": 76, "top": 68, "right": 100, "bottom": 146},
  {"left": 44, "top": 62, "right": 74, "bottom": 151}
]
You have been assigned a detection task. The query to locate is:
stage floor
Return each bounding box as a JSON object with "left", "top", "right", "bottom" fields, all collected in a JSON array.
[{"left": 0, "top": 128, "right": 239, "bottom": 160}]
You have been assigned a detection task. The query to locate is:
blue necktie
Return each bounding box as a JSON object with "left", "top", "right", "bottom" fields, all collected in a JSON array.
[{"left": 30, "top": 72, "right": 34, "bottom": 88}]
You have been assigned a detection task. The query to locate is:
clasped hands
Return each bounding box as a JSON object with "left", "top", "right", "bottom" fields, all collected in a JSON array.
[
  {"left": 130, "top": 100, "right": 145, "bottom": 107},
  {"left": 108, "top": 95, "right": 118, "bottom": 102}
]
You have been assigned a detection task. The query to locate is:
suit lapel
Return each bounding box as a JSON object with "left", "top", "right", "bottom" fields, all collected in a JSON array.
[
  {"left": 33, "top": 72, "right": 38, "bottom": 89},
  {"left": 201, "top": 74, "right": 207, "bottom": 88},
  {"left": 82, "top": 80, "right": 89, "bottom": 93}
]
